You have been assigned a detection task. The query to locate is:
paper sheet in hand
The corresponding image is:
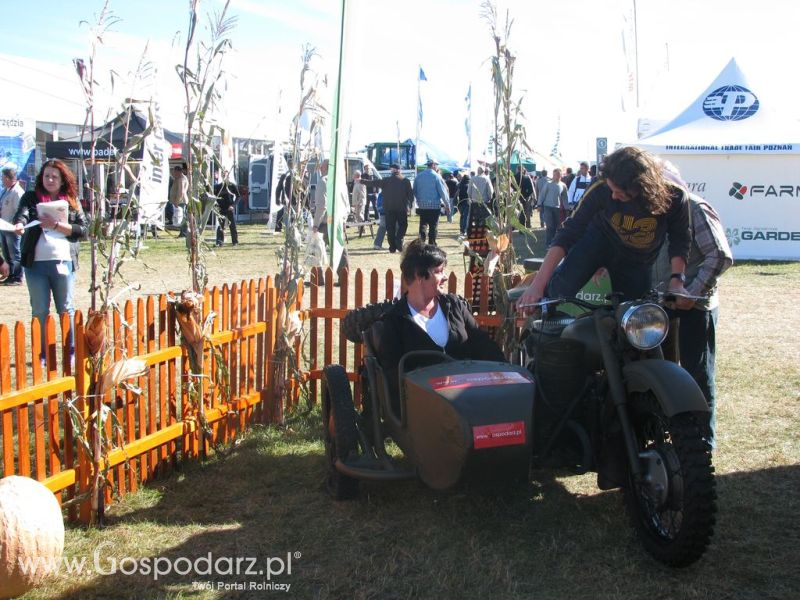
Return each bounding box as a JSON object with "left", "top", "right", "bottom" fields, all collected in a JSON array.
[{"left": 37, "top": 200, "right": 70, "bottom": 221}]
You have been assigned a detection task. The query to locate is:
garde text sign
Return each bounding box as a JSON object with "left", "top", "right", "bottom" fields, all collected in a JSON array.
[{"left": 663, "top": 153, "right": 800, "bottom": 260}]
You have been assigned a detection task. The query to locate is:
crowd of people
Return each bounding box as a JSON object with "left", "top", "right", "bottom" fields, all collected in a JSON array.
[{"left": 0, "top": 147, "right": 731, "bottom": 441}]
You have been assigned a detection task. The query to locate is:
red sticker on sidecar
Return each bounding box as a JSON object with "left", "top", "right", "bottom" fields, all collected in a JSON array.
[
  {"left": 428, "top": 371, "right": 532, "bottom": 391},
  {"left": 472, "top": 421, "right": 527, "bottom": 449}
]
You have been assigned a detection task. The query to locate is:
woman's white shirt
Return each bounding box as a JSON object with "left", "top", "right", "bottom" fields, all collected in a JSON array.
[
  {"left": 408, "top": 300, "right": 449, "bottom": 348},
  {"left": 34, "top": 227, "right": 71, "bottom": 261}
]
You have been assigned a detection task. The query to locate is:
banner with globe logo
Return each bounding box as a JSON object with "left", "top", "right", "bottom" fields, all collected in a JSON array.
[{"left": 702, "top": 85, "right": 759, "bottom": 121}]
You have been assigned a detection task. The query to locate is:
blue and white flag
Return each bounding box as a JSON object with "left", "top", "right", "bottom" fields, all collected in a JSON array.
[
  {"left": 416, "top": 66, "right": 427, "bottom": 167},
  {"left": 464, "top": 83, "right": 472, "bottom": 167}
]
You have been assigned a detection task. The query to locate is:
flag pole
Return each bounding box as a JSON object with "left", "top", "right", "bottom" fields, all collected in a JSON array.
[
  {"left": 415, "top": 66, "right": 423, "bottom": 169},
  {"left": 327, "top": 0, "right": 349, "bottom": 268}
]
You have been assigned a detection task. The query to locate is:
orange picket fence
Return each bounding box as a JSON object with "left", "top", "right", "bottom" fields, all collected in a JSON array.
[{"left": 0, "top": 267, "right": 504, "bottom": 522}]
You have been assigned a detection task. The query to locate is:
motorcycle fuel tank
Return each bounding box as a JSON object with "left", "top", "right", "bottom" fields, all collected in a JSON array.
[{"left": 402, "top": 360, "right": 534, "bottom": 490}]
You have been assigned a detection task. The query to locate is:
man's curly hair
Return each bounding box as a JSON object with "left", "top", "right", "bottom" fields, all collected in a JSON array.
[{"left": 602, "top": 146, "right": 672, "bottom": 215}]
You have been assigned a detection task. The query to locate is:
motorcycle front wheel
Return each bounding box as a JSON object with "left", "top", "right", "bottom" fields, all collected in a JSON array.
[{"left": 624, "top": 395, "right": 717, "bottom": 567}]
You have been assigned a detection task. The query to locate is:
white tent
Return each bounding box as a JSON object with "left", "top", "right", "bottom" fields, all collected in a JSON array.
[{"left": 636, "top": 58, "right": 800, "bottom": 260}]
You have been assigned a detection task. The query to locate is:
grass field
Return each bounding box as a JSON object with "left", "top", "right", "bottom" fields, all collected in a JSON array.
[{"left": 8, "top": 221, "right": 800, "bottom": 599}]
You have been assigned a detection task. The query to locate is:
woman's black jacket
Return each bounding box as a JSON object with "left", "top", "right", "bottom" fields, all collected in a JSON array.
[
  {"left": 377, "top": 293, "right": 505, "bottom": 399},
  {"left": 13, "top": 191, "right": 89, "bottom": 269}
]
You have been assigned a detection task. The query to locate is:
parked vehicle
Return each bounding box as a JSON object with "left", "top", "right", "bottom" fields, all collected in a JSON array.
[
  {"left": 514, "top": 289, "right": 716, "bottom": 566},
  {"left": 365, "top": 141, "right": 416, "bottom": 182},
  {"left": 247, "top": 152, "right": 288, "bottom": 212},
  {"left": 306, "top": 155, "right": 382, "bottom": 204},
  {"left": 324, "top": 289, "right": 717, "bottom": 567}
]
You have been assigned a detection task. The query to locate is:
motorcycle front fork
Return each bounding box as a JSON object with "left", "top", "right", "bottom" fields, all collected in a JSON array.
[{"left": 595, "top": 314, "right": 644, "bottom": 479}]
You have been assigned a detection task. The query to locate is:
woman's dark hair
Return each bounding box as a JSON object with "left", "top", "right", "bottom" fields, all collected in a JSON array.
[
  {"left": 602, "top": 146, "right": 671, "bottom": 215},
  {"left": 400, "top": 239, "right": 447, "bottom": 285},
  {"left": 35, "top": 159, "right": 80, "bottom": 210}
]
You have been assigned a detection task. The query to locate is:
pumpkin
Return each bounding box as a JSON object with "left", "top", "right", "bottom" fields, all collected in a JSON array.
[{"left": 0, "top": 476, "right": 64, "bottom": 600}]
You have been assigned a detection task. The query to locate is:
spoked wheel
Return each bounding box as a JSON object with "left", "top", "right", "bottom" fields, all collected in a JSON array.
[
  {"left": 624, "top": 394, "right": 717, "bottom": 567},
  {"left": 321, "top": 365, "right": 360, "bottom": 500}
]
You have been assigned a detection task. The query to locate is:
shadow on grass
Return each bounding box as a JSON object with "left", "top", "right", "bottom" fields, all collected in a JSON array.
[{"left": 52, "top": 424, "right": 799, "bottom": 600}]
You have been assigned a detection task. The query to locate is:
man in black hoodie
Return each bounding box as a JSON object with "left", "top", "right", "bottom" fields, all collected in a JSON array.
[{"left": 370, "top": 164, "right": 413, "bottom": 253}]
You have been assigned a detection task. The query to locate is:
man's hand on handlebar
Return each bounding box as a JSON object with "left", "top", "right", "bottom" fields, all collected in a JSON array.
[
  {"left": 516, "top": 280, "right": 547, "bottom": 315},
  {"left": 665, "top": 278, "right": 694, "bottom": 310}
]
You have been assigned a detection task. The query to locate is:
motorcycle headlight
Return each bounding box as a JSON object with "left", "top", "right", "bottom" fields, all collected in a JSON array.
[{"left": 619, "top": 303, "right": 668, "bottom": 350}]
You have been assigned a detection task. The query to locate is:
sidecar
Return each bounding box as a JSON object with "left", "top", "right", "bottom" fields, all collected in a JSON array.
[{"left": 321, "top": 320, "right": 534, "bottom": 499}]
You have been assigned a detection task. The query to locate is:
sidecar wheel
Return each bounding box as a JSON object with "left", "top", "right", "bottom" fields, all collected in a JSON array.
[
  {"left": 624, "top": 402, "right": 717, "bottom": 567},
  {"left": 321, "top": 365, "right": 360, "bottom": 500}
]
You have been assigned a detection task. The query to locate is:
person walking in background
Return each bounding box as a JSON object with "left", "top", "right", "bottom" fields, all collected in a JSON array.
[
  {"left": 273, "top": 163, "right": 293, "bottom": 233},
  {"left": 214, "top": 171, "right": 238, "bottom": 246},
  {"left": 413, "top": 159, "right": 450, "bottom": 246},
  {"left": 1, "top": 166, "right": 25, "bottom": 285},
  {"left": 535, "top": 169, "right": 550, "bottom": 227},
  {"left": 12, "top": 159, "right": 88, "bottom": 364},
  {"left": 655, "top": 161, "right": 733, "bottom": 447},
  {"left": 360, "top": 163, "right": 379, "bottom": 222},
  {"left": 373, "top": 191, "right": 387, "bottom": 250},
  {"left": 538, "top": 168, "right": 568, "bottom": 245},
  {"left": 567, "top": 161, "right": 593, "bottom": 214},
  {"left": 169, "top": 164, "right": 189, "bottom": 235},
  {"left": 351, "top": 170, "right": 367, "bottom": 236},
  {"left": 444, "top": 171, "right": 458, "bottom": 224},
  {"left": 561, "top": 166, "right": 575, "bottom": 191},
  {"left": 456, "top": 171, "right": 471, "bottom": 239},
  {"left": 467, "top": 165, "right": 493, "bottom": 223},
  {"left": 515, "top": 166, "right": 536, "bottom": 228},
  {"left": 370, "top": 163, "right": 413, "bottom": 253}
]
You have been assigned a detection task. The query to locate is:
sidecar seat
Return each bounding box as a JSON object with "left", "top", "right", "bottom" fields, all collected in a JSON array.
[{"left": 362, "top": 320, "right": 402, "bottom": 422}]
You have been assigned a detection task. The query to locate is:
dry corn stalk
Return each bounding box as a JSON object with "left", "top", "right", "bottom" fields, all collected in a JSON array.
[
  {"left": 487, "top": 231, "right": 510, "bottom": 254},
  {"left": 84, "top": 309, "right": 108, "bottom": 356},
  {"left": 174, "top": 291, "right": 206, "bottom": 361},
  {"left": 99, "top": 358, "right": 147, "bottom": 396}
]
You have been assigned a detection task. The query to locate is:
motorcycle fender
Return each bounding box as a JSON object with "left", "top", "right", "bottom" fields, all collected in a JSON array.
[{"left": 623, "top": 359, "right": 709, "bottom": 417}]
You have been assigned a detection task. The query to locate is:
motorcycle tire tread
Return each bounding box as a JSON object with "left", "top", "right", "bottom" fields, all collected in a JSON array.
[
  {"left": 625, "top": 411, "right": 717, "bottom": 567},
  {"left": 342, "top": 299, "right": 397, "bottom": 344}
]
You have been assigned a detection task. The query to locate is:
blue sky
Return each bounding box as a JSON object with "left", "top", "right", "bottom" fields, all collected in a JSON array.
[{"left": 4, "top": 0, "right": 799, "bottom": 165}]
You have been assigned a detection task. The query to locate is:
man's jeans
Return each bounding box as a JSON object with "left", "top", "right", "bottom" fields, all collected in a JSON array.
[
  {"left": 24, "top": 260, "right": 76, "bottom": 357},
  {"left": 542, "top": 206, "right": 561, "bottom": 246},
  {"left": 458, "top": 201, "right": 470, "bottom": 235},
  {"left": 0, "top": 231, "right": 22, "bottom": 281},
  {"left": 418, "top": 209, "right": 441, "bottom": 246},
  {"left": 374, "top": 215, "right": 386, "bottom": 248},
  {"left": 668, "top": 306, "right": 719, "bottom": 447},
  {"left": 385, "top": 210, "right": 408, "bottom": 253},
  {"left": 547, "top": 224, "right": 652, "bottom": 301},
  {"left": 364, "top": 194, "right": 378, "bottom": 221}
]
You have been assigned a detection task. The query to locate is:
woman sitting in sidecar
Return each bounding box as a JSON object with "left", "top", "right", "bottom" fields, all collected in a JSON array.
[
  {"left": 376, "top": 239, "right": 505, "bottom": 411},
  {"left": 323, "top": 240, "right": 534, "bottom": 499}
]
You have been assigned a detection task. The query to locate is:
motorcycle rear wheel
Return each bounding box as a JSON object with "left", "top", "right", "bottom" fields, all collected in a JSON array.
[{"left": 624, "top": 397, "right": 717, "bottom": 567}]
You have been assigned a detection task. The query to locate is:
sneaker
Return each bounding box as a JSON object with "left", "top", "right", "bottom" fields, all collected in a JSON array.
[
  {"left": 373, "top": 245, "right": 382, "bottom": 251},
  {"left": 3, "top": 279, "right": 22, "bottom": 286}
]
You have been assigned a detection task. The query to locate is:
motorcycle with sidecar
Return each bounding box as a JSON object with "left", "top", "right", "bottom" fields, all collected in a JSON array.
[{"left": 322, "top": 290, "right": 716, "bottom": 567}]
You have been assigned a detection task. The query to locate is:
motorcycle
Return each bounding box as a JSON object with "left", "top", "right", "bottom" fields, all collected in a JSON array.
[{"left": 515, "top": 290, "right": 717, "bottom": 567}]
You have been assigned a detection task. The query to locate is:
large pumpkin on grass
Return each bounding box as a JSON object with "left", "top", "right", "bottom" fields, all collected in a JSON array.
[{"left": 0, "top": 476, "right": 64, "bottom": 599}]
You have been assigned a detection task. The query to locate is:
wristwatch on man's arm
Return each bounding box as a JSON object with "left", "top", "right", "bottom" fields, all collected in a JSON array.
[{"left": 670, "top": 272, "right": 686, "bottom": 284}]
